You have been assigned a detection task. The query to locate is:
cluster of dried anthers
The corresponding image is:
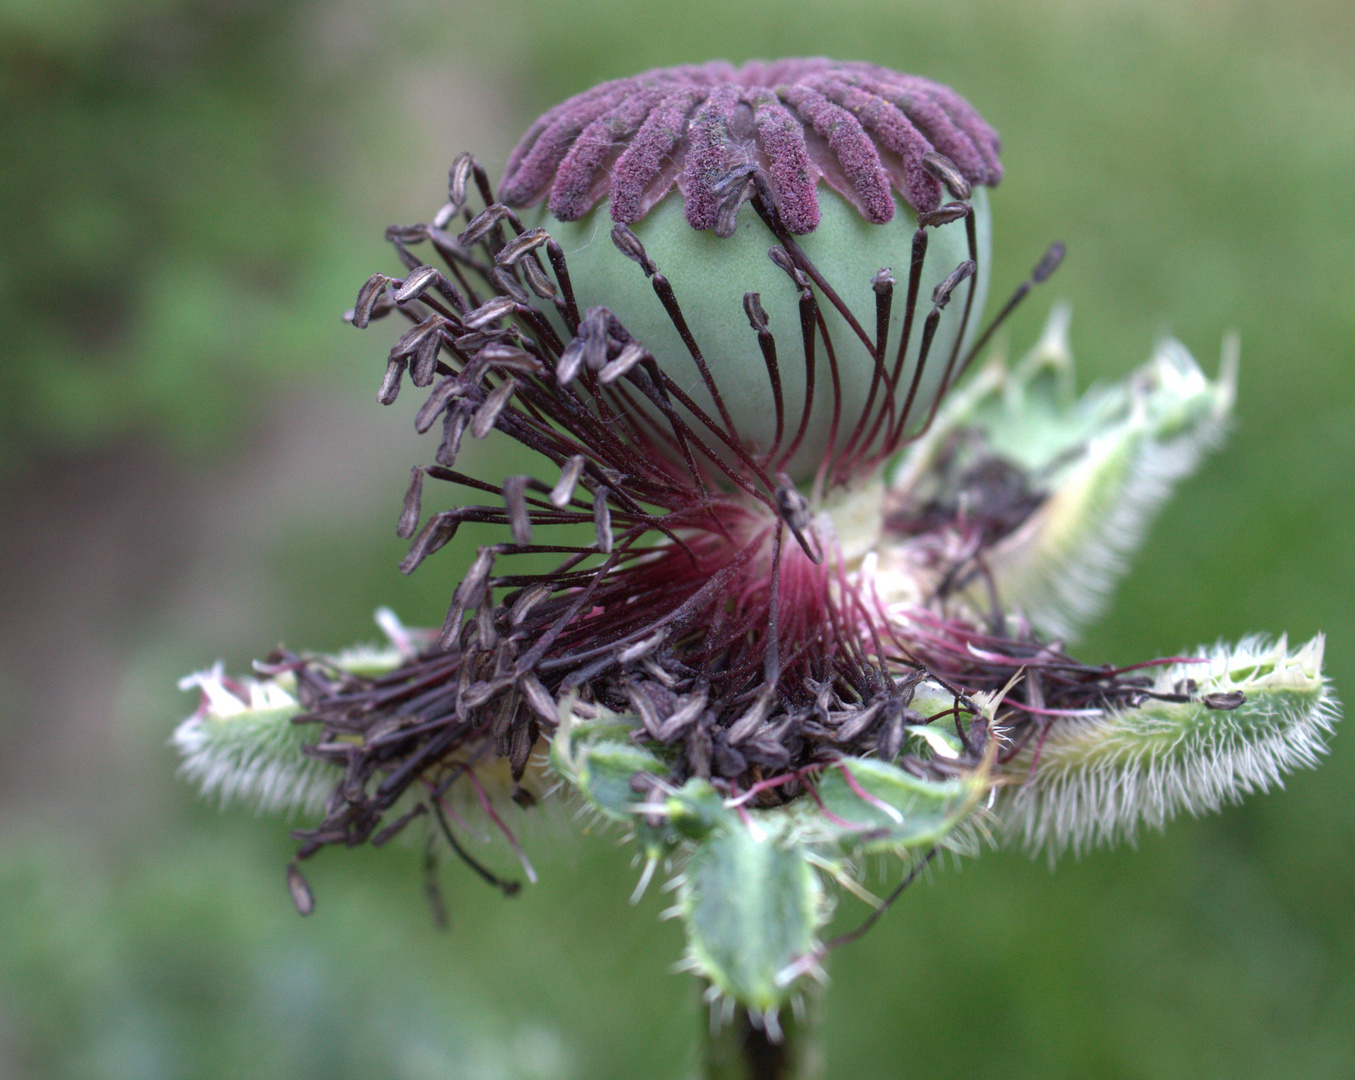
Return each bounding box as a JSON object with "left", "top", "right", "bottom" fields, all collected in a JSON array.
[
  {"left": 177, "top": 64, "right": 1335, "bottom": 1002},
  {"left": 285, "top": 64, "right": 1063, "bottom": 858}
]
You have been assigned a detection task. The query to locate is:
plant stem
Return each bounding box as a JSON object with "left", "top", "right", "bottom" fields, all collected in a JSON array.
[{"left": 700, "top": 995, "right": 822, "bottom": 1080}]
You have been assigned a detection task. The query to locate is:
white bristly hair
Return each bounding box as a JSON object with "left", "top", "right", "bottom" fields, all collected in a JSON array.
[
  {"left": 999, "top": 635, "right": 1338, "bottom": 863},
  {"left": 172, "top": 664, "right": 333, "bottom": 817},
  {"left": 988, "top": 310, "right": 1238, "bottom": 642}
]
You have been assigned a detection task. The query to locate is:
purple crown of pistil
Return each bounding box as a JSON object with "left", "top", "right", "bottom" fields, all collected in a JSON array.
[{"left": 500, "top": 59, "right": 1003, "bottom": 235}]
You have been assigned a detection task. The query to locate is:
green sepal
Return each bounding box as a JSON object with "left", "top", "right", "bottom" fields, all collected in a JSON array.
[
  {"left": 664, "top": 779, "right": 736, "bottom": 842},
  {"left": 174, "top": 615, "right": 415, "bottom": 816},
  {"left": 548, "top": 701, "right": 670, "bottom": 825},
  {"left": 552, "top": 735, "right": 668, "bottom": 824},
  {"left": 804, "top": 756, "right": 986, "bottom": 856},
  {"left": 999, "top": 634, "right": 1337, "bottom": 858},
  {"left": 173, "top": 669, "right": 328, "bottom": 816},
  {"left": 679, "top": 824, "right": 826, "bottom": 1015},
  {"left": 550, "top": 701, "right": 996, "bottom": 1012},
  {"left": 891, "top": 304, "right": 1236, "bottom": 640}
]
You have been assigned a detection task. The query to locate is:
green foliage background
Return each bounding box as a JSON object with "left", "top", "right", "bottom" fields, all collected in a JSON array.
[{"left": 1, "top": 0, "right": 1352, "bottom": 1076}]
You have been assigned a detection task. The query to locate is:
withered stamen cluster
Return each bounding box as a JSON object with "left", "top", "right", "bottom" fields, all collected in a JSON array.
[{"left": 277, "top": 145, "right": 1223, "bottom": 892}]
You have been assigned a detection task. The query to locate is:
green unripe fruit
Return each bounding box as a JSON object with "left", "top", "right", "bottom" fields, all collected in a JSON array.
[
  {"left": 500, "top": 59, "right": 1005, "bottom": 494},
  {"left": 537, "top": 186, "right": 991, "bottom": 486}
]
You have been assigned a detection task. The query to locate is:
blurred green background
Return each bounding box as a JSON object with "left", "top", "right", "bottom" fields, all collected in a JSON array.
[{"left": 1, "top": 0, "right": 1352, "bottom": 1076}]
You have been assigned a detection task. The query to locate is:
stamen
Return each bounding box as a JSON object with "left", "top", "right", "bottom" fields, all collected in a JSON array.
[
  {"left": 549, "top": 454, "right": 586, "bottom": 507},
  {"left": 439, "top": 545, "right": 497, "bottom": 648},
  {"left": 712, "top": 165, "right": 759, "bottom": 239},
  {"left": 393, "top": 264, "right": 440, "bottom": 303},
  {"left": 503, "top": 475, "right": 533, "bottom": 546},
  {"left": 598, "top": 341, "right": 647, "bottom": 384},
  {"left": 370, "top": 802, "right": 429, "bottom": 847},
  {"left": 871, "top": 268, "right": 894, "bottom": 360},
  {"left": 410, "top": 331, "right": 442, "bottom": 387},
  {"left": 462, "top": 295, "right": 518, "bottom": 331},
  {"left": 397, "top": 466, "right": 425, "bottom": 539},
  {"left": 766, "top": 247, "right": 818, "bottom": 472},
  {"left": 390, "top": 314, "right": 444, "bottom": 361},
  {"left": 436, "top": 405, "right": 470, "bottom": 466},
  {"left": 774, "top": 474, "right": 820, "bottom": 564},
  {"left": 545, "top": 239, "right": 581, "bottom": 332},
  {"left": 648, "top": 270, "right": 740, "bottom": 439},
  {"left": 593, "top": 486, "right": 614, "bottom": 553},
  {"left": 743, "top": 292, "right": 786, "bottom": 460},
  {"left": 431, "top": 797, "right": 521, "bottom": 897},
  {"left": 888, "top": 259, "right": 977, "bottom": 445},
  {"left": 953, "top": 242, "right": 1066, "bottom": 383},
  {"left": 488, "top": 267, "right": 529, "bottom": 305},
  {"left": 400, "top": 509, "right": 463, "bottom": 574},
  {"left": 286, "top": 862, "right": 315, "bottom": 916},
  {"left": 520, "top": 256, "right": 560, "bottom": 302},
  {"left": 469, "top": 377, "right": 517, "bottom": 438},
  {"left": 378, "top": 355, "right": 407, "bottom": 405},
  {"left": 495, "top": 227, "right": 551, "bottom": 266},
  {"left": 822, "top": 847, "right": 939, "bottom": 951},
  {"left": 921, "top": 151, "right": 972, "bottom": 201},
  {"left": 458, "top": 203, "right": 521, "bottom": 249},
  {"left": 830, "top": 266, "right": 901, "bottom": 485},
  {"left": 610, "top": 223, "right": 657, "bottom": 277},
  {"left": 751, "top": 187, "right": 875, "bottom": 354},
  {"left": 447, "top": 152, "right": 475, "bottom": 217}
]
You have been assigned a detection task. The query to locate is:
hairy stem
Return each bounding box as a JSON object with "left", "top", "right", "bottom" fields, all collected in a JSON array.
[{"left": 701, "top": 993, "right": 822, "bottom": 1080}]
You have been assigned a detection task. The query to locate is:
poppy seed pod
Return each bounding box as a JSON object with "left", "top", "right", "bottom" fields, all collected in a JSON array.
[{"left": 500, "top": 60, "right": 1000, "bottom": 487}]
